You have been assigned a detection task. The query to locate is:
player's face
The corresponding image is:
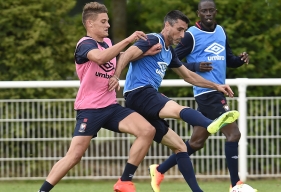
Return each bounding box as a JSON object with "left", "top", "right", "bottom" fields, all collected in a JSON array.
[
  {"left": 89, "top": 13, "right": 110, "bottom": 38},
  {"left": 197, "top": 1, "right": 217, "bottom": 28},
  {"left": 167, "top": 19, "right": 188, "bottom": 46}
]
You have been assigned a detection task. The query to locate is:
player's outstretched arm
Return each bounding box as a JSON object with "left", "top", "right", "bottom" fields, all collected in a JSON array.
[
  {"left": 87, "top": 31, "right": 147, "bottom": 65},
  {"left": 172, "top": 65, "right": 234, "bottom": 97},
  {"left": 108, "top": 46, "right": 143, "bottom": 92}
]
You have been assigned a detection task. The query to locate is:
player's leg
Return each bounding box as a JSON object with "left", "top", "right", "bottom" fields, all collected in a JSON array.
[
  {"left": 160, "top": 128, "right": 203, "bottom": 192},
  {"left": 117, "top": 112, "right": 155, "bottom": 179},
  {"left": 195, "top": 91, "right": 241, "bottom": 189},
  {"left": 40, "top": 136, "right": 92, "bottom": 189},
  {"left": 221, "top": 122, "right": 241, "bottom": 188},
  {"left": 157, "top": 125, "right": 209, "bottom": 174},
  {"left": 104, "top": 105, "right": 155, "bottom": 192},
  {"left": 147, "top": 118, "right": 202, "bottom": 192},
  {"left": 159, "top": 99, "right": 239, "bottom": 134},
  {"left": 125, "top": 86, "right": 220, "bottom": 133},
  {"left": 125, "top": 86, "right": 203, "bottom": 191},
  {"left": 38, "top": 109, "right": 107, "bottom": 192},
  {"left": 152, "top": 91, "right": 238, "bottom": 190}
]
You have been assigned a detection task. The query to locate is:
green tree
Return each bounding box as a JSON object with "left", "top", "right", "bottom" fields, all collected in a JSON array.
[
  {"left": 0, "top": 0, "right": 84, "bottom": 99},
  {"left": 1, "top": 0, "right": 280, "bottom": 98}
]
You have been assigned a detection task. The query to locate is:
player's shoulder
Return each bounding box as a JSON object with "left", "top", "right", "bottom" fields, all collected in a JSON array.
[
  {"left": 216, "top": 24, "right": 225, "bottom": 30},
  {"left": 75, "top": 37, "right": 99, "bottom": 56},
  {"left": 215, "top": 24, "right": 227, "bottom": 36},
  {"left": 77, "top": 37, "right": 97, "bottom": 47},
  {"left": 135, "top": 33, "right": 160, "bottom": 47},
  {"left": 147, "top": 33, "right": 161, "bottom": 41}
]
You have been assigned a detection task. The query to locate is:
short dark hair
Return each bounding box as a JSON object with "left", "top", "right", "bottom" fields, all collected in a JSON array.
[
  {"left": 198, "top": 0, "right": 216, "bottom": 9},
  {"left": 164, "top": 10, "right": 190, "bottom": 26},
  {"left": 82, "top": 2, "right": 108, "bottom": 27}
]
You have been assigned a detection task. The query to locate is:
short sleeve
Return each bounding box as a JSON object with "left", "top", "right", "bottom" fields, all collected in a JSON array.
[
  {"left": 75, "top": 39, "right": 98, "bottom": 64},
  {"left": 133, "top": 34, "right": 159, "bottom": 53}
]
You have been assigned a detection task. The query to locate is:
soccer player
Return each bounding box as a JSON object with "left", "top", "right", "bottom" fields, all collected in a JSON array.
[
  {"left": 38, "top": 2, "right": 161, "bottom": 192},
  {"left": 113, "top": 9, "right": 240, "bottom": 192},
  {"left": 149, "top": 0, "right": 252, "bottom": 192}
]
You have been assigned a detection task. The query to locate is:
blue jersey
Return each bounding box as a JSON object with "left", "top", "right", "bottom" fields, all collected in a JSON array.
[
  {"left": 186, "top": 25, "right": 226, "bottom": 96},
  {"left": 123, "top": 33, "right": 182, "bottom": 94}
]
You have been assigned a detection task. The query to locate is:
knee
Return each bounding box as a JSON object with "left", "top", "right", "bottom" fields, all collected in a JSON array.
[
  {"left": 189, "top": 140, "right": 205, "bottom": 151},
  {"left": 139, "top": 124, "right": 156, "bottom": 139},
  {"left": 224, "top": 125, "right": 241, "bottom": 142},
  {"left": 226, "top": 131, "right": 241, "bottom": 142},
  {"left": 65, "top": 151, "right": 83, "bottom": 164},
  {"left": 173, "top": 141, "right": 187, "bottom": 154}
]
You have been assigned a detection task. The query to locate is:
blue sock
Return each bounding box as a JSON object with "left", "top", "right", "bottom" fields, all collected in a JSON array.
[
  {"left": 39, "top": 181, "right": 54, "bottom": 192},
  {"left": 176, "top": 152, "right": 203, "bottom": 192},
  {"left": 157, "top": 140, "right": 196, "bottom": 174},
  {"left": 121, "top": 162, "right": 138, "bottom": 181},
  {"left": 186, "top": 141, "right": 195, "bottom": 155},
  {"left": 157, "top": 153, "right": 177, "bottom": 174},
  {"left": 225, "top": 142, "right": 240, "bottom": 186},
  {"left": 180, "top": 108, "right": 212, "bottom": 128}
]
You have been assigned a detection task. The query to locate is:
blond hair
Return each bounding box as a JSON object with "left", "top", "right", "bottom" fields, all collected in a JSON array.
[{"left": 82, "top": 2, "right": 108, "bottom": 27}]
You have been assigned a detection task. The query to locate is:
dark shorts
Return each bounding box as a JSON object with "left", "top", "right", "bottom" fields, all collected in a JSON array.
[
  {"left": 73, "top": 104, "right": 134, "bottom": 137},
  {"left": 195, "top": 91, "right": 231, "bottom": 120},
  {"left": 125, "top": 85, "right": 170, "bottom": 143}
]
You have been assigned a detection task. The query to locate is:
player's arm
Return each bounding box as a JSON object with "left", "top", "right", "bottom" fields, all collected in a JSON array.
[
  {"left": 132, "top": 43, "right": 162, "bottom": 61},
  {"left": 169, "top": 49, "right": 234, "bottom": 97},
  {"left": 119, "top": 41, "right": 161, "bottom": 61},
  {"left": 223, "top": 28, "right": 249, "bottom": 68},
  {"left": 109, "top": 35, "right": 159, "bottom": 91},
  {"left": 108, "top": 46, "right": 143, "bottom": 92},
  {"left": 115, "top": 45, "right": 143, "bottom": 77},
  {"left": 87, "top": 31, "right": 147, "bottom": 65},
  {"left": 172, "top": 65, "right": 234, "bottom": 97},
  {"left": 172, "top": 65, "right": 216, "bottom": 89},
  {"left": 226, "top": 38, "right": 249, "bottom": 67},
  {"left": 114, "top": 34, "right": 159, "bottom": 78}
]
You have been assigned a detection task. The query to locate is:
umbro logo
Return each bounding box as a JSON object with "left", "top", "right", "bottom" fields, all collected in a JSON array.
[
  {"left": 100, "top": 61, "right": 115, "bottom": 72},
  {"left": 232, "top": 156, "right": 238, "bottom": 159},
  {"left": 204, "top": 42, "right": 225, "bottom": 55},
  {"left": 156, "top": 62, "right": 168, "bottom": 78},
  {"left": 157, "top": 62, "right": 168, "bottom": 72}
]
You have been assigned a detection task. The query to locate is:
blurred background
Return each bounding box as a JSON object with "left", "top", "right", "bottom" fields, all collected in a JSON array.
[
  {"left": 0, "top": 0, "right": 281, "bottom": 99},
  {"left": 0, "top": 0, "right": 280, "bottom": 191}
]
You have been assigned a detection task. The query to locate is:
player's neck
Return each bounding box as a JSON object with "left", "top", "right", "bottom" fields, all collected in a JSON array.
[
  {"left": 160, "top": 30, "right": 171, "bottom": 48},
  {"left": 86, "top": 32, "right": 104, "bottom": 42},
  {"left": 198, "top": 21, "right": 216, "bottom": 32}
]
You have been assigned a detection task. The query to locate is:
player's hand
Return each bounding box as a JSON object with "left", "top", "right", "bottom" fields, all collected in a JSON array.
[
  {"left": 143, "top": 43, "right": 162, "bottom": 56},
  {"left": 216, "top": 84, "right": 234, "bottom": 98},
  {"left": 108, "top": 75, "right": 120, "bottom": 92},
  {"left": 127, "top": 31, "right": 147, "bottom": 43},
  {"left": 239, "top": 52, "right": 249, "bottom": 64},
  {"left": 199, "top": 62, "right": 212, "bottom": 72}
]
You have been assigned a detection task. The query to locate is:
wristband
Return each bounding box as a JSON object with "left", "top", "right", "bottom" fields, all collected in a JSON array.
[{"left": 113, "top": 75, "right": 120, "bottom": 81}]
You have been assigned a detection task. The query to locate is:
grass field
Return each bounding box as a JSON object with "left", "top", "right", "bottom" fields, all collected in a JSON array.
[{"left": 0, "top": 179, "right": 280, "bottom": 192}]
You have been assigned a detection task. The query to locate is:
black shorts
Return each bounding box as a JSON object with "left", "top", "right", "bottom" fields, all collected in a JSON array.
[
  {"left": 195, "top": 91, "right": 231, "bottom": 120},
  {"left": 125, "top": 85, "right": 170, "bottom": 143},
  {"left": 73, "top": 104, "right": 134, "bottom": 137}
]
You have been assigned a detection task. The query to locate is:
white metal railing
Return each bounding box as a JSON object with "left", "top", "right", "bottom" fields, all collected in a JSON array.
[{"left": 0, "top": 78, "right": 280, "bottom": 181}]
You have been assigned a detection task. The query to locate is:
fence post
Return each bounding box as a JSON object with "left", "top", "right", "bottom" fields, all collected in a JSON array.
[{"left": 237, "top": 78, "right": 248, "bottom": 182}]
